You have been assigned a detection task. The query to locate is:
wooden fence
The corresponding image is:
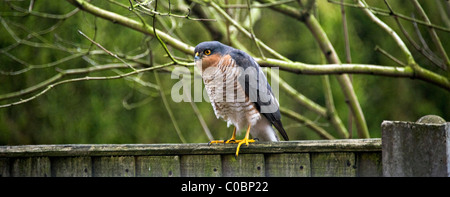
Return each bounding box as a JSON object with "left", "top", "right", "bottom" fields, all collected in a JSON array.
[
  {"left": 1, "top": 119, "right": 448, "bottom": 177},
  {"left": 0, "top": 139, "right": 381, "bottom": 177}
]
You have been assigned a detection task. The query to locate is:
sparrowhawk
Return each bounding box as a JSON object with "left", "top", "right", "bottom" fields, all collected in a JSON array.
[{"left": 194, "top": 41, "right": 289, "bottom": 157}]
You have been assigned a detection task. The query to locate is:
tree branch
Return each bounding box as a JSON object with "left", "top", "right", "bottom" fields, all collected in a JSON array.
[
  {"left": 258, "top": 58, "right": 450, "bottom": 91},
  {"left": 65, "top": 0, "right": 194, "bottom": 55},
  {"left": 412, "top": 0, "right": 450, "bottom": 77},
  {"left": 62, "top": 0, "right": 450, "bottom": 91},
  {"left": 280, "top": 107, "right": 335, "bottom": 140},
  {"left": 359, "top": 0, "right": 415, "bottom": 67},
  {"left": 209, "top": 1, "right": 290, "bottom": 61},
  {"left": 322, "top": 75, "right": 349, "bottom": 138},
  {"left": 256, "top": 0, "right": 369, "bottom": 138},
  {"left": 328, "top": 0, "right": 450, "bottom": 33},
  {"left": 0, "top": 62, "right": 175, "bottom": 108}
]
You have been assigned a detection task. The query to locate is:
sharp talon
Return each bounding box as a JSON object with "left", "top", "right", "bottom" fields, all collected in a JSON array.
[
  {"left": 209, "top": 140, "right": 225, "bottom": 145},
  {"left": 235, "top": 142, "right": 242, "bottom": 158},
  {"left": 230, "top": 125, "right": 254, "bottom": 158},
  {"left": 254, "top": 138, "right": 259, "bottom": 141},
  {"left": 234, "top": 137, "right": 256, "bottom": 158}
]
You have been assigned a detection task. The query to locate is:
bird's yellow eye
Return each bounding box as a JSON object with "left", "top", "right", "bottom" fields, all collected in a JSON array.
[{"left": 204, "top": 49, "right": 211, "bottom": 56}]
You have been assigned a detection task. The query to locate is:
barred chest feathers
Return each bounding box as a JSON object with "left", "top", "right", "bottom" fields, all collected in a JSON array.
[{"left": 202, "top": 57, "right": 261, "bottom": 134}]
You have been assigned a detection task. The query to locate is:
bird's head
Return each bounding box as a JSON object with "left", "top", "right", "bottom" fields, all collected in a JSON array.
[{"left": 194, "top": 41, "right": 231, "bottom": 71}]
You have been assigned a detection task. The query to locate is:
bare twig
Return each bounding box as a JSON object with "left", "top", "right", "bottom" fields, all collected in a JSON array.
[
  {"left": 269, "top": 71, "right": 327, "bottom": 117},
  {"left": 246, "top": 0, "right": 266, "bottom": 59},
  {"left": 220, "top": 0, "right": 295, "bottom": 9},
  {"left": 7, "top": 3, "right": 80, "bottom": 19},
  {"left": 131, "top": 0, "right": 216, "bottom": 21},
  {"left": 209, "top": 1, "right": 290, "bottom": 61},
  {"left": 359, "top": 0, "right": 415, "bottom": 67},
  {"left": 322, "top": 75, "right": 349, "bottom": 139},
  {"left": 0, "top": 52, "right": 85, "bottom": 75},
  {"left": 151, "top": 0, "right": 179, "bottom": 65},
  {"left": 280, "top": 107, "right": 335, "bottom": 140},
  {"left": 411, "top": 15, "right": 446, "bottom": 70},
  {"left": 374, "top": 46, "right": 407, "bottom": 67},
  {"left": 387, "top": 3, "right": 446, "bottom": 70},
  {"left": 340, "top": 0, "right": 353, "bottom": 138},
  {"left": 435, "top": 0, "right": 450, "bottom": 28},
  {"left": 78, "top": 30, "right": 137, "bottom": 71},
  {"left": 412, "top": 0, "right": 450, "bottom": 77},
  {"left": 66, "top": 0, "right": 195, "bottom": 54},
  {"left": 189, "top": 98, "right": 214, "bottom": 141},
  {"left": 153, "top": 69, "right": 187, "bottom": 143},
  {"left": 0, "top": 62, "right": 174, "bottom": 108},
  {"left": 328, "top": 0, "right": 450, "bottom": 33},
  {"left": 341, "top": 0, "right": 351, "bottom": 64}
]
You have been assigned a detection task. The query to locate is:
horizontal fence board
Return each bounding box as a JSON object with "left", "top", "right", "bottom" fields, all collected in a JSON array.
[{"left": 0, "top": 139, "right": 381, "bottom": 157}]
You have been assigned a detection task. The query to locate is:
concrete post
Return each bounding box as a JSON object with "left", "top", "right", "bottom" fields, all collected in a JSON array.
[{"left": 381, "top": 115, "right": 450, "bottom": 177}]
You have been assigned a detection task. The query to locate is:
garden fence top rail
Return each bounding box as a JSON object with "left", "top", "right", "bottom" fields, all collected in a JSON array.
[{"left": 0, "top": 139, "right": 381, "bottom": 157}]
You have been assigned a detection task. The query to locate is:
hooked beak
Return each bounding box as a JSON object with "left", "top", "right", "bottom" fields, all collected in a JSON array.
[{"left": 194, "top": 52, "right": 200, "bottom": 60}]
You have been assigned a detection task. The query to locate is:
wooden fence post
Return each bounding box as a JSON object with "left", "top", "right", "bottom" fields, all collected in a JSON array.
[{"left": 381, "top": 115, "right": 450, "bottom": 177}]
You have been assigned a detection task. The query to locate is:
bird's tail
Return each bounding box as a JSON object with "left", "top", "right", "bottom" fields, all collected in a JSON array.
[{"left": 273, "top": 121, "right": 289, "bottom": 141}]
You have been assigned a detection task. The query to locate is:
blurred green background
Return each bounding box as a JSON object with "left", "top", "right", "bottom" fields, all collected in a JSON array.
[{"left": 0, "top": 0, "right": 449, "bottom": 145}]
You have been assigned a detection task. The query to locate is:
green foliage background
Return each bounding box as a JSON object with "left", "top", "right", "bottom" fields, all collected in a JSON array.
[{"left": 0, "top": 0, "right": 449, "bottom": 145}]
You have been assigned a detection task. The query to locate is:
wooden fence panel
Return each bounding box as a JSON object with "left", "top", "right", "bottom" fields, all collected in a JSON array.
[
  {"left": 265, "top": 153, "right": 310, "bottom": 177},
  {"left": 92, "top": 156, "right": 135, "bottom": 177},
  {"left": 180, "top": 155, "right": 222, "bottom": 177},
  {"left": 222, "top": 154, "right": 265, "bottom": 177},
  {"left": 0, "top": 158, "right": 10, "bottom": 177},
  {"left": 1, "top": 121, "right": 447, "bottom": 177},
  {"left": 136, "top": 156, "right": 180, "bottom": 177},
  {"left": 51, "top": 156, "right": 92, "bottom": 177},
  {"left": 0, "top": 139, "right": 382, "bottom": 177},
  {"left": 311, "top": 152, "right": 356, "bottom": 177},
  {"left": 356, "top": 152, "right": 382, "bottom": 177},
  {"left": 11, "top": 157, "right": 51, "bottom": 177}
]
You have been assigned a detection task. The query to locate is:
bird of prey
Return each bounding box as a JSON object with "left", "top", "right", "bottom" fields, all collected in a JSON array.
[{"left": 194, "top": 41, "right": 289, "bottom": 157}]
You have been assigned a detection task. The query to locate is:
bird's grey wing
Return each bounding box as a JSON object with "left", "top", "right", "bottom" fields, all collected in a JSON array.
[{"left": 230, "top": 50, "right": 289, "bottom": 141}]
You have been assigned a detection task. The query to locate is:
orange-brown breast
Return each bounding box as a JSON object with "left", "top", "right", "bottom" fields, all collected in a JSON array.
[
  {"left": 201, "top": 54, "right": 237, "bottom": 71},
  {"left": 201, "top": 53, "right": 221, "bottom": 71}
]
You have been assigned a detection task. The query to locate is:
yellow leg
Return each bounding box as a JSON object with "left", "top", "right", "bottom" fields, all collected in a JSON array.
[
  {"left": 209, "top": 127, "right": 239, "bottom": 144},
  {"left": 235, "top": 124, "right": 255, "bottom": 157},
  {"left": 225, "top": 127, "right": 237, "bottom": 143}
]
